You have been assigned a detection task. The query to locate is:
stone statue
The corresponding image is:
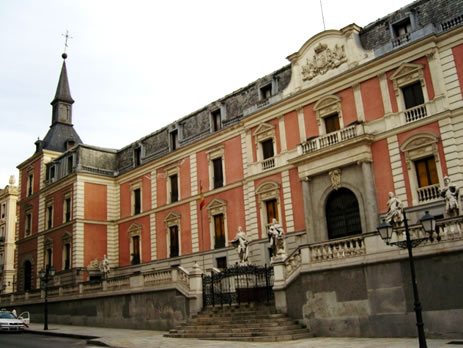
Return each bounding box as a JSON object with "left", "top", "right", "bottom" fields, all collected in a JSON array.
[
  {"left": 386, "top": 192, "right": 404, "bottom": 227},
  {"left": 441, "top": 176, "right": 460, "bottom": 217},
  {"left": 99, "top": 255, "right": 111, "bottom": 277},
  {"left": 231, "top": 226, "right": 249, "bottom": 264},
  {"left": 268, "top": 218, "right": 286, "bottom": 257}
]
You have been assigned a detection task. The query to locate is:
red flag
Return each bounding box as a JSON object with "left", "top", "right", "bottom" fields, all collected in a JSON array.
[{"left": 199, "top": 181, "right": 205, "bottom": 210}]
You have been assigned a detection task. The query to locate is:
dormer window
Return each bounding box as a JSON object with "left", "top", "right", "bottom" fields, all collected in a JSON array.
[
  {"left": 393, "top": 18, "right": 411, "bottom": 37},
  {"left": 260, "top": 84, "right": 272, "bottom": 100},
  {"left": 211, "top": 109, "right": 222, "bottom": 132},
  {"left": 134, "top": 146, "right": 142, "bottom": 167},
  {"left": 67, "top": 155, "right": 73, "bottom": 174},
  {"left": 65, "top": 140, "right": 75, "bottom": 150},
  {"left": 170, "top": 130, "right": 178, "bottom": 151}
]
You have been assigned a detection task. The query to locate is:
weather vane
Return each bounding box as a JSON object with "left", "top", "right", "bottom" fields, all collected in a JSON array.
[{"left": 61, "top": 30, "right": 73, "bottom": 53}]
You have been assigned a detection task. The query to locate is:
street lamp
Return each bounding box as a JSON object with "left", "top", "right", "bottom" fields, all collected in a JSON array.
[
  {"left": 39, "top": 266, "right": 55, "bottom": 330},
  {"left": 377, "top": 210, "right": 438, "bottom": 348}
]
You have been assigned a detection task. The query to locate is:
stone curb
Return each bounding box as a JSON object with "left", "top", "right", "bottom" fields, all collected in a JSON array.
[{"left": 25, "top": 329, "right": 111, "bottom": 347}]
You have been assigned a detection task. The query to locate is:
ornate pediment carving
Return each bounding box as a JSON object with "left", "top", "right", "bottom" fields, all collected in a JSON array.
[{"left": 302, "top": 43, "right": 347, "bottom": 81}]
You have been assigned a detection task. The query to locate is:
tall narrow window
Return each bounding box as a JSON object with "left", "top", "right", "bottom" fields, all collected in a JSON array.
[
  {"left": 27, "top": 174, "right": 33, "bottom": 196},
  {"left": 212, "top": 109, "right": 222, "bottom": 132},
  {"left": 67, "top": 155, "right": 73, "bottom": 174},
  {"left": 402, "top": 82, "right": 424, "bottom": 109},
  {"left": 415, "top": 156, "right": 438, "bottom": 188},
  {"left": 1, "top": 203, "right": 5, "bottom": 218},
  {"left": 324, "top": 113, "right": 341, "bottom": 133},
  {"left": 47, "top": 205, "right": 53, "bottom": 229},
  {"left": 212, "top": 157, "right": 223, "bottom": 189},
  {"left": 64, "top": 243, "right": 71, "bottom": 270},
  {"left": 25, "top": 212, "right": 32, "bottom": 236},
  {"left": 64, "top": 197, "right": 71, "bottom": 222},
  {"left": 214, "top": 213, "right": 225, "bottom": 249},
  {"left": 134, "top": 147, "right": 141, "bottom": 167},
  {"left": 131, "top": 235, "right": 140, "bottom": 265},
  {"left": 170, "top": 130, "right": 178, "bottom": 151},
  {"left": 265, "top": 199, "right": 278, "bottom": 224},
  {"left": 133, "top": 188, "right": 141, "bottom": 215},
  {"left": 24, "top": 261, "right": 32, "bottom": 292},
  {"left": 261, "top": 139, "right": 274, "bottom": 160},
  {"left": 170, "top": 174, "right": 178, "bottom": 203},
  {"left": 46, "top": 248, "right": 52, "bottom": 268},
  {"left": 169, "top": 225, "right": 179, "bottom": 257}
]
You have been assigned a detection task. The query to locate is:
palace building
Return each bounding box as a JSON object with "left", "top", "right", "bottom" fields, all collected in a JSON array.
[{"left": 8, "top": 0, "right": 463, "bottom": 337}]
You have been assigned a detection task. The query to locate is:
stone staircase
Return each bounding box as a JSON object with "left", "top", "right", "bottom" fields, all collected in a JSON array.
[{"left": 165, "top": 303, "right": 312, "bottom": 342}]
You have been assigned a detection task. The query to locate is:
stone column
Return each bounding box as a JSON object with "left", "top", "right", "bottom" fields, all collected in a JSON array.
[
  {"left": 188, "top": 263, "right": 203, "bottom": 317},
  {"left": 360, "top": 160, "right": 379, "bottom": 232}
]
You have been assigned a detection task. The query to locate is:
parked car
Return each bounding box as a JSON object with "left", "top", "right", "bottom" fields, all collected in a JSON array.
[{"left": 0, "top": 309, "right": 29, "bottom": 332}]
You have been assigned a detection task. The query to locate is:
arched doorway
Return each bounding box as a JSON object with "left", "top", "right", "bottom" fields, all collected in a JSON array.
[
  {"left": 24, "top": 261, "right": 32, "bottom": 292},
  {"left": 326, "top": 188, "right": 362, "bottom": 239}
]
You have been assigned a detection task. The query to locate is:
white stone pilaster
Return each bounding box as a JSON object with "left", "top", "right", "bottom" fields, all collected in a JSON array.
[
  {"left": 379, "top": 73, "right": 393, "bottom": 114},
  {"left": 281, "top": 170, "right": 295, "bottom": 233},
  {"left": 439, "top": 116, "right": 463, "bottom": 188},
  {"left": 278, "top": 116, "right": 287, "bottom": 152},
  {"left": 297, "top": 107, "right": 307, "bottom": 143},
  {"left": 190, "top": 201, "right": 199, "bottom": 252},
  {"left": 244, "top": 181, "right": 258, "bottom": 240},
  {"left": 353, "top": 84, "right": 365, "bottom": 122},
  {"left": 151, "top": 169, "right": 157, "bottom": 209},
  {"left": 150, "top": 213, "right": 157, "bottom": 260},
  {"left": 387, "top": 136, "right": 408, "bottom": 206},
  {"left": 441, "top": 48, "right": 463, "bottom": 108},
  {"left": 36, "top": 235, "right": 44, "bottom": 288},
  {"left": 190, "top": 153, "right": 198, "bottom": 196}
]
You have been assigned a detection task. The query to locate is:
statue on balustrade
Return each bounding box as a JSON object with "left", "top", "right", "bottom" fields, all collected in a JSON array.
[
  {"left": 386, "top": 192, "right": 404, "bottom": 227},
  {"left": 441, "top": 176, "right": 460, "bottom": 217},
  {"left": 99, "top": 255, "right": 111, "bottom": 278},
  {"left": 231, "top": 226, "right": 249, "bottom": 264},
  {"left": 268, "top": 218, "right": 286, "bottom": 257}
]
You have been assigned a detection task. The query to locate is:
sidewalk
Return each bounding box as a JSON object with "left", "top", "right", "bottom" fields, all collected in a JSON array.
[{"left": 26, "top": 323, "right": 459, "bottom": 348}]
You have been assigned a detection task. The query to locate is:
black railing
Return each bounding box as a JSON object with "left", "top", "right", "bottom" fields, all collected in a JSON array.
[{"left": 202, "top": 264, "right": 274, "bottom": 307}]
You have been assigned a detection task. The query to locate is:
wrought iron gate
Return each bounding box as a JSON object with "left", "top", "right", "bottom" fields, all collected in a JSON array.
[{"left": 202, "top": 264, "right": 274, "bottom": 307}]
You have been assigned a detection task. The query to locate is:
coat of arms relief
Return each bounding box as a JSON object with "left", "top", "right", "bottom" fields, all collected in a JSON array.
[{"left": 301, "top": 42, "right": 347, "bottom": 81}]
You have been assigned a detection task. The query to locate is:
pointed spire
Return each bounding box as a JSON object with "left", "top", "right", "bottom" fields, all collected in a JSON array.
[{"left": 51, "top": 53, "right": 74, "bottom": 105}]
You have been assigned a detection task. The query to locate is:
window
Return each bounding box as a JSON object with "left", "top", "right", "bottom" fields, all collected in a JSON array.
[
  {"left": 67, "top": 155, "right": 73, "bottom": 174},
  {"left": 169, "top": 225, "right": 179, "bottom": 257},
  {"left": 214, "top": 214, "right": 226, "bottom": 249},
  {"left": 261, "top": 139, "right": 274, "bottom": 160},
  {"left": 415, "top": 156, "right": 438, "bottom": 188},
  {"left": 25, "top": 211, "right": 32, "bottom": 236},
  {"left": 47, "top": 205, "right": 53, "bottom": 229},
  {"left": 393, "top": 18, "right": 412, "bottom": 37},
  {"left": 50, "top": 166, "right": 55, "bottom": 181},
  {"left": 23, "top": 261, "right": 32, "bottom": 292},
  {"left": 63, "top": 243, "right": 71, "bottom": 270},
  {"left": 402, "top": 82, "right": 424, "bottom": 109},
  {"left": 27, "top": 173, "right": 33, "bottom": 196},
  {"left": 211, "top": 109, "right": 222, "bottom": 132},
  {"left": 401, "top": 134, "right": 442, "bottom": 204},
  {"left": 216, "top": 256, "right": 227, "bottom": 270},
  {"left": 134, "top": 147, "right": 142, "bottom": 167},
  {"left": 169, "top": 174, "right": 178, "bottom": 203},
  {"left": 260, "top": 84, "right": 272, "bottom": 100},
  {"left": 324, "top": 113, "right": 341, "bottom": 134},
  {"left": 0, "top": 226, "right": 5, "bottom": 242},
  {"left": 64, "top": 196, "right": 72, "bottom": 223},
  {"left": 170, "top": 130, "right": 178, "bottom": 151},
  {"left": 265, "top": 199, "right": 279, "bottom": 224},
  {"left": 1, "top": 203, "right": 5, "bottom": 218},
  {"left": 44, "top": 239, "right": 53, "bottom": 268},
  {"left": 133, "top": 188, "right": 141, "bottom": 215},
  {"left": 326, "top": 188, "right": 362, "bottom": 239},
  {"left": 131, "top": 235, "right": 140, "bottom": 265},
  {"left": 212, "top": 157, "right": 223, "bottom": 189}
]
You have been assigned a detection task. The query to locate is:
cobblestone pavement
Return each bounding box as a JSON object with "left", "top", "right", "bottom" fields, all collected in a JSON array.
[{"left": 27, "top": 323, "right": 460, "bottom": 348}]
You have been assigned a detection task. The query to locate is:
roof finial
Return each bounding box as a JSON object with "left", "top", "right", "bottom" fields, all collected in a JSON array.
[{"left": 61, "top": 30, "right": 73, "bottom": 59}]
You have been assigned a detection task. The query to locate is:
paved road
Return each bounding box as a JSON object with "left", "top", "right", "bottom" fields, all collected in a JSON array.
[{"left": 0, "top": 332, "right": 98, "bottom": 348}]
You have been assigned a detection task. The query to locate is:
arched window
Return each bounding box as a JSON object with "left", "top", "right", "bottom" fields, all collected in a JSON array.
[
  {"left": 24, "top": 261, "right": 32, "bottom": 292},
  {"left": 326, "top": 188, "right": 361, "bottom": 239}
]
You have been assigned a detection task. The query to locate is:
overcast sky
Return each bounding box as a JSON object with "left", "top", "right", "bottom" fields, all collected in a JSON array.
[{"left": 0, "top": 0, "right": 408, "bottom": 186}]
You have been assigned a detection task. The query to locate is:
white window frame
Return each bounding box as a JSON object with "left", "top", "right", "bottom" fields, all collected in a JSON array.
[
  {"left": 206, "top": 198, "right": 228, "bottom": 250},
  {"left": 166, "top": 166, "right": 180, "bottom": 204},
  {"left": 400, "top": 134, "right": 443, "bottom": 205},
  {"left": 254, "top": 123, "right": 277, "bottom": 163},
  {"left": 44, "top": 238, "right": 53, "bottom": 268},
  {"left": 26, "top": 171, "right": 34, "bottom": 197},
  {"left": 63, "top": 192, "right": 72, "bottom": 223},
  {"left": 207, "top": 146, "right": 226, "bottom": 190},
  {"left": 164, "top": 211, "right": 181, "bottom": 257},
  {"left": 61, "top": 232, "right": 72, "bottom": 271},
  {"left": 45, "top": 200, "right": 54, "bottom": 230},
  {"left": 390, "top": 63, "right": 429, "bottom": 112},
  {"left": 256, "top": 181, "right": 282, "bottom": 232},
  {"left": 128, "top": 223, "right": 142, "bottom": 264},
  {"left": 314, "top": 95, "right": 344, "bottom": 135}
]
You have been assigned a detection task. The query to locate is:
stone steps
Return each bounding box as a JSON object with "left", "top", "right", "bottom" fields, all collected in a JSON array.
[{"left": 164, "top": 303, "right": 312, "bottom": 341}]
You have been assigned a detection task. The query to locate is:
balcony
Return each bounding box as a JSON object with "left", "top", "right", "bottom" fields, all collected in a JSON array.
[
  {"left": 404, "top": 104, "right": 427, "bottom": 123},
  {"left": 392, "top": 33, "right": 411, "bottom": 48},
  {"left": 416, "top": 184, "right": 440, "bottom": 204},
  {"left": 262, "top": 157, "right": 275, "bottom": 171},
  {"left": 300, "top": 123, "right": 364, "bottom": 155}
]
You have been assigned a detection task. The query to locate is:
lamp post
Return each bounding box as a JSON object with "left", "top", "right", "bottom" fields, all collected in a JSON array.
[
  {"left": 39, "top": 266, "right": 55, "bottom": 330},
  {"left": 377, "top": 210, "right": 438, "bottom": 348}
]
